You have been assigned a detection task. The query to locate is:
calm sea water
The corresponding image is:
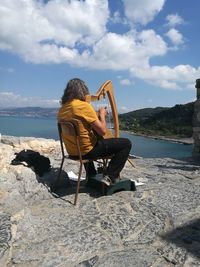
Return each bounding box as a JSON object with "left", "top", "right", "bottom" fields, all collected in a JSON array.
[{"left": 0, "top": 116, "right": 192, "bottom": 158}]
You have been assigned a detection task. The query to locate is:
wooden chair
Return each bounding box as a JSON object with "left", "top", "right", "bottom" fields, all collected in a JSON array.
[{"left": 56, "top": 119, "right": 109, "bottom": 205}]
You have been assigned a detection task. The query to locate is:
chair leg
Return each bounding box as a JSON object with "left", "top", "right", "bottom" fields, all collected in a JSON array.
[
  {"left": 74, "top": 162, "right": 83, "bottom": 205},
  {"left": 128, "top": 157, "right": 135, "bottom": 168}
]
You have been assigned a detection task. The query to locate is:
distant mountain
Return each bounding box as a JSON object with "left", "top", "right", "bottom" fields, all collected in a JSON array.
[
  {"left": 0, "top": 107, "right": 58, "bottom": 118},
  {"left": 119, "top": 102, "right": 194, "bottom": 138},
  {"left": 0, "top": 103, "right": 194, "bottom": 138}
]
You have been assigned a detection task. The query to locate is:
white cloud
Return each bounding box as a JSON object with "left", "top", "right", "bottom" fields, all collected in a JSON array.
[
  {"left": 123, "top": 0, "right": 165, "bottom": 25},
  {"left": 109, "top": 11, "right": 125, "bottom": 24},
  {"left": 0, "top": 92, "right": 59, "bottom": 108},
  {"left": 84, "top": 32, "right": 145, "bottom": 70},
  {"left": 118, "top": 106, "right": 132, "bottom": 114},
  {"left": 137, "top": 29, "right": 167, "bottom": 57},
  {"left": 74, "top": 30, "right": 167, "bottom": 70},
  {"left": 166, "top": 14, "right": 184, "bottom": 27},
  {"left": 165, "top": 28, "right": 184, "bottom": 46},
  {"left": 0, "top": 0, "right": 197, "bottom": 93},
  {"left": 43, "top": 0, "right": 108, "bottom": 46},
  {"left": 120, "top": 79, "right": 132, "bottom": 86},
  {"left": 0, "top": 0, "right": 168, "bottom": 65},
  {"left": 130, "top": 64, "right": 200, "bottom": 90},
  {"left": 0, "top": 0, "right": 108, "bottom": 63}
]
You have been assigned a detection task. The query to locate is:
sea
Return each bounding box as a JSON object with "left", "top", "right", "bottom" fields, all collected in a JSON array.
[{"left": 0, "top": 116, "right": 193, "bottom": 159}]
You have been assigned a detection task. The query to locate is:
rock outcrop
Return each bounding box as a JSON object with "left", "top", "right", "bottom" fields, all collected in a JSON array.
[
  {"left": 193, "top": 78, "right": 200, "bottom": 158},
  {"left": 0, "top": 136, "right": 200, "bottom": 267}
]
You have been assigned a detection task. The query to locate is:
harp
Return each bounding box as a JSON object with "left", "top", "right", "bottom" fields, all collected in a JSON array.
[
  {"left": 85, "top": 80, "right": 119, "bottom": 139},
  {"left": 86, "top": 80, "right": 135, "bottom": 168}
]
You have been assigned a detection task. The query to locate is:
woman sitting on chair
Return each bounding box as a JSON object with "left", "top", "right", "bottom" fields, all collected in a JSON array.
[{"left": 57, "top": 78, "right": 132, "bottom": 185}]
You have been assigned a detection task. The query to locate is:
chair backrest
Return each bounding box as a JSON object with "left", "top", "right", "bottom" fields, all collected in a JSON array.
[
  {"left": 58, "top": 119, "right": 80, "bottom": 137},
  {"left": 57, "top": 119, "right": 82, "bottom": 160}
]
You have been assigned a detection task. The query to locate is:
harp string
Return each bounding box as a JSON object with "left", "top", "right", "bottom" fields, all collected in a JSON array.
[
  {"left": 86, "top": 80, "right": 119, "bottom": 138},
  {"left": 91, "top": 93, "right": 113, "bottom": 134}
]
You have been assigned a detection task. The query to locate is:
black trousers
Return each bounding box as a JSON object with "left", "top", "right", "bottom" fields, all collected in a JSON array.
[{"left": 82, "top": 138, "right": 132, "bottom": 180}]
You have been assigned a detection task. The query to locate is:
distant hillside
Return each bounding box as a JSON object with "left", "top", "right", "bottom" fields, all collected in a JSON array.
[
  {"left": 0, "top": 107, "right": 58, "bottom": 118},
  {"left": 119, "top": 102, "right": 194, "bottom": 138},
  {"left": 0, "top": 103, "right": 194, "bottom": 138}
]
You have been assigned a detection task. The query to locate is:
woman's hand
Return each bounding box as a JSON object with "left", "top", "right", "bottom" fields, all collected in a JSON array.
[
  {"left": 99, "top": 107, "right": 108, "bottom": 119},
  {"left": 92, "top": 107, "right": 108, "bottom": 136}
]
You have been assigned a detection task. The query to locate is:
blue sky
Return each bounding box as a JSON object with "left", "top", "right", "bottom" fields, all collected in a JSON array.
[{"left": 0, "top": 0, "right": 199, "bottom": 113}]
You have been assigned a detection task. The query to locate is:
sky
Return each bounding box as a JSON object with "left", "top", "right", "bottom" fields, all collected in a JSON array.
[{"left": 0, "top": 0, "right": 199, "bottom": 113}]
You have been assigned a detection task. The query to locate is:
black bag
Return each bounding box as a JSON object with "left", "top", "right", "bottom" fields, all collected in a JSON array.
[{"left": 11, "top": 149, "right": 51, "bottom": 177}]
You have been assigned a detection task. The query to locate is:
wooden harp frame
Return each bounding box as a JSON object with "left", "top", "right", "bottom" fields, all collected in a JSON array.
[
  {"left": 86, "top": 80, "right": 135, "bottom": 168},
  {"left": 85, "top": 80, "right": 119, "bottom": 138}
]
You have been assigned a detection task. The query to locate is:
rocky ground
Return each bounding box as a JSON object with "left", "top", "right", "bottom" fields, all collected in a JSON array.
[{"left": 0, "top": 135, "right": 200, "bottom": 267}]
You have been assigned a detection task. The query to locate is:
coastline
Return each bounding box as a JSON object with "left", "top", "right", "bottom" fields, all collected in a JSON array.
[
  {"left": 0, "top": 115, "right": 193, "bottom": 145},
  {"left": 122, "top": 130, "right": 193, "bottom": 145}
]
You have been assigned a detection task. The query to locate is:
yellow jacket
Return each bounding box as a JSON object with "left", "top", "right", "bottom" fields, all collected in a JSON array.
[{"left": 57, "top": 99, "right": 98, "bottom": 155}]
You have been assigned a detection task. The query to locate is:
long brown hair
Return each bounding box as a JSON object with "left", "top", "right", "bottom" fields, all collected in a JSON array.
[{"left": 61, "top": 78, "right": 89, "bottom": 105}]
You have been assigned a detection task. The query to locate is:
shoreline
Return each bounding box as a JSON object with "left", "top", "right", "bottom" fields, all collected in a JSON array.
[
  {"left": 0, "top": 132, "right": 193, "bottom": 145},
  {"left": 122, "top": 131, "right": 193, "bottom": 145}
]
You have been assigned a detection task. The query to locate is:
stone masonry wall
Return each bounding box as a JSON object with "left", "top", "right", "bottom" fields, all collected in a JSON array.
[{"left": 193, "top": 78, "right": 200, "bottom": 158}]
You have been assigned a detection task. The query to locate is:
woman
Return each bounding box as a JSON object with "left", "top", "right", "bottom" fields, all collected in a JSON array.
[{"left": 58, "top": 78, "right": 132, "bottom": 185}]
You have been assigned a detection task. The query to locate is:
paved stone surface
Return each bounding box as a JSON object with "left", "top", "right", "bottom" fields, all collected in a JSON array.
[{"left": 0, "top": 136, "right": 200, "bottom": 266}]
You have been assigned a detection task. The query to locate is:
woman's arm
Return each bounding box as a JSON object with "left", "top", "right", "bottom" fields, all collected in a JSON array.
[{"left": 91, "top": 107, "right": 108, "bottom": 136}]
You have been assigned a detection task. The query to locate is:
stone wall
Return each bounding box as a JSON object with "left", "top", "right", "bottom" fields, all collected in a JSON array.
[{"left": 193, "top": 79, "right": 200, "bottom": 158}]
